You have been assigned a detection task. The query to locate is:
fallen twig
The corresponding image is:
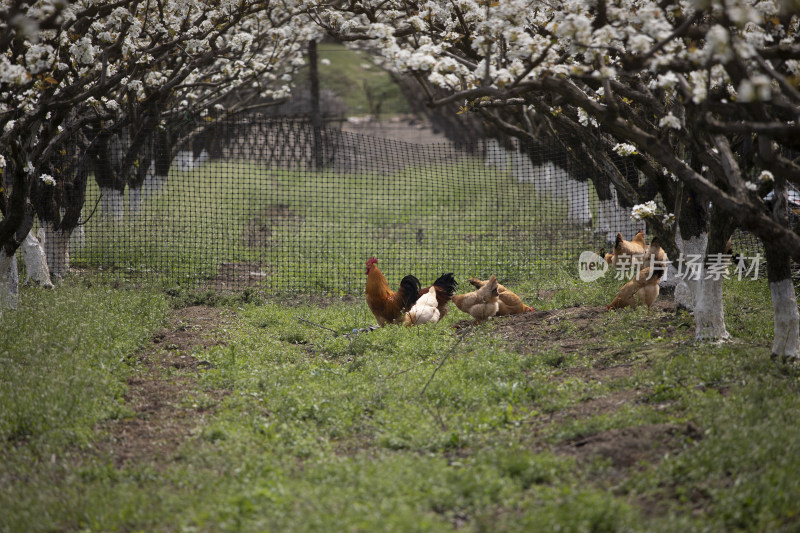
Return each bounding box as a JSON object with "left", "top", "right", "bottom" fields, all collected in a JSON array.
[
  {"left": 297, "top": 317, "right": 338, "bottom": 334},
  {"left": 420, "top": 326, "right": 473, "bottom": 397}
]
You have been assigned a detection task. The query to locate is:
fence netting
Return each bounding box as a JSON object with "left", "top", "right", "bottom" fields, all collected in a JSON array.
[{"left": 39, "top": 115, "right": 761, "bottom": 293}]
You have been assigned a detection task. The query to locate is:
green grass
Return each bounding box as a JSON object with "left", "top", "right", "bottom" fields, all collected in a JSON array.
[
  {"left": 0, "top": 281, "right": 168, "bottom": 447},
  {"left": 72, "top": 158, "right": 603, "bottom": 293},
  {"left": 2, "top": 269, "right": 797, "bottom": 532},
  {"left": 312, "top": 42, "right": 410, "bottom": 117}
]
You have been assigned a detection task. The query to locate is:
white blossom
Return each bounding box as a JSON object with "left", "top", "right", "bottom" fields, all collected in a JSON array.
[
  {"left": 40, "top": 174, "right": 56, "bottom": 186},
  {"left": 631, "top": 201, "right": 659, "bottom": 221},
  {"left": 758, "top": 170, "right": 775, "bottom": 183},
  {"left": 613, "top": 143, "right": 638, "bottom": 156},
  {"left": 659, "top": 113, "right": 681, "bottom": 130}
]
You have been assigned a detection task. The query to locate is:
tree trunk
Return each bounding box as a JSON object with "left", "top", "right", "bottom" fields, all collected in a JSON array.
[
  {"left": 673, "top": 231, "right": 702, "bottom": 311},
  {"left": 764, "top": 178, "right": 800, "bottom": 359},
  {"left": 675, "top": 188, "right": 731, "bottom": 340},
  {"left": 309, "top": 39, "right": 324, "bottom": 170},
  {"left": 43, "top": 222, "right": 71, "bottom": 280},
  {"left": 21, "top": 229, "right": 53, "bottom": 287},
  {"left": 0, "top": 249, "right": 19, "bottom": 313},
  {"left": 567, "top": 177, "right": 592, "bottom": 225}
]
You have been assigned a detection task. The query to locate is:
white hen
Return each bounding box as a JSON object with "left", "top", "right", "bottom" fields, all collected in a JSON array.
[{"left": 403, "top": 286, "right": 441, "bottom": 326}]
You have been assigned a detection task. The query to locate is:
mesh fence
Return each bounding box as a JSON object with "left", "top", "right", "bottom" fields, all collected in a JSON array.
[{"left": 49, "top": 115, "right": 762, "bottom": 293}]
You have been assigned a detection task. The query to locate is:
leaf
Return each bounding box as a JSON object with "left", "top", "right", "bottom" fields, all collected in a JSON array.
[{"left": 44, "top": 76, "right": 59, "bottom": 85}]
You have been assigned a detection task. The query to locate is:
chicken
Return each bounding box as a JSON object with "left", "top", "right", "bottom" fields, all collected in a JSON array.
[
  {"left": 468, "top": 278, "right": 534, "bottom": 315},
  {"left": 404, "top": 286, "right": 441, "bottom": 326},
  {"left": 642, "top": 236, "right": 667, "bottom": 266},
  {"left": 365, "top": 257, "right": 421, "bottom": 326},
  {"left": 607, "top": 266, "right": 664, "bottom": 310},
  {"left": 613, "top": 230, "right": 646, "bottom": 258},
  {"left": 452, "top": 274, "right": 500, "bottom": 322},
  {"left": 421, "top": 272, "right": 458, "bottom": 319}
]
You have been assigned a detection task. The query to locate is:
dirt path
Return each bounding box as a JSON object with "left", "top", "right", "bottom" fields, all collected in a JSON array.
[
  {"left": 97, "top": 300, "right": 697, "bottom": 478},
  {"left": 96, "top": 306, "right": 234, "bottom": 467}
]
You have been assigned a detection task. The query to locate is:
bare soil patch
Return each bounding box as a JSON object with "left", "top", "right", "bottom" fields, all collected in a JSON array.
[
  {"left": 96, "top": 306, "right": 233, "bottom": 467},
  {"left": 245, "top": 204, "right": 304, "bottom": 247},
  {"left": 208, "top": 261, "right": 272, "bottom": 291},
  {"left": 557, "top": 422, "right": 702, "bottom": 471}
]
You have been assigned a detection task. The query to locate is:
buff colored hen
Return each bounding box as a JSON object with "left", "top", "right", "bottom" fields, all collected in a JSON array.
[
  {"left": 467, "top": 278, "right": 534, "bottom": 315},
  {"left": 452, "top": 275, "right": 500, "bottom": 322},
  {"left": 607, "top": 266, "right": 664, "bottom": 310}
]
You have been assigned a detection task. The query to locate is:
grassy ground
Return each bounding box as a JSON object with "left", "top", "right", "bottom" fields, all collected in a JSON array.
[
  {"left": 2, "top": 270, "right": 797, "bottom": 532},
  {"left": 72, "top": 157, "right": 604, "bottom": 294},
  {"left": 312, "top": 42, "right": 410, "bottom": 117}
]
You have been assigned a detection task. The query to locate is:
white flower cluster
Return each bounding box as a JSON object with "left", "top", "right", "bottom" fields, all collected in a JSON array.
[
  {"left": 631, "top": 201, "right": 658, "bottom": 221},
  {"left": 578, "top": 108, "right": 598, "bottom": 127},
  {"left": 658, "top": 113, "right": 681, "bottom": 130},
  {"left": 758, "top": 170, "right": 774, "bottom": 183},
  {"left": 737, "top": 75, "right": 772, "bottom": 102},
  {"left": 613, "top": 143, "right": 638, "bottom": 156},
  {"left": 40, "top": 174, "right": 56, "bottom": 186},
  {"left": 69, "top": 37, "right": 97, "bottom": 66}
]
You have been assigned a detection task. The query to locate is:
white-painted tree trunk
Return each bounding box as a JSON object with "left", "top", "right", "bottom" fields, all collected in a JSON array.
[
  {"left": 22, "top": 230, "right": 54, "bottom": 287},
  {"left": 532, "top": 163, "right": 552, "bottom": 196},
  {"left": 173, "top": 150, "right": 193, "bottom": 171},
  {"left": 100, "top": 187, "right": 124, "bottom": 222},
  {"left": 694, "top": 275, "right": 730, "bottom": 340},
  {"left": 548, "top": 162, "right": 568, "bottom": 199},
  {"left": 673, "top": 233, "right": 697, "bottom": 311},
  {"left": 567, "top": 178, "right": 592, "bottom": 225},
  {"left": 675, "top": 233, "right": 729, "bottom": 341},
  {"left": 129, "top": 185, "right": 144, "bottom": 220},
  {"left": 0, "top": 249, "right": 19, "bottom": 313},
  {"left": 194, "top": 149, "right": 209, "bottom": 167},
  {"left": 143, "top": 172, "right": 167, "bottom": 201},
  {"left": 769, "top": 279, "right": 800, "bottom": 359},
  {"left": 43, "top": 223, "right": 71, "bottom": 281},
  {"left": 518, "top": 153, "right": 534, "bottom": 184},
  {"left": 485, "top": 139, "right": 502, "bottom": 169},
  {"left": 596, "top": 198, "right": 614, "bottom": 239}
]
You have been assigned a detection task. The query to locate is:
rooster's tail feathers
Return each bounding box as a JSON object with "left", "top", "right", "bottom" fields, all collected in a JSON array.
[
  {"left": 432, "top": 273, "right": 458, "bottom": 296},
  {"left": 399, "top": 275, "right": 422, "bottom": 309}
]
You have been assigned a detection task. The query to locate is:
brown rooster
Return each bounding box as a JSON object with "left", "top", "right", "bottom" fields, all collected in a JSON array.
[
  {"left": 365, "top": 257, "right": 421, "bottom": 326},
  {"left": 468, "top": 278, "right": 534, "bottom": 315},
  {"left": 421, "top": 272, "right": 458, "bottom": 319}
]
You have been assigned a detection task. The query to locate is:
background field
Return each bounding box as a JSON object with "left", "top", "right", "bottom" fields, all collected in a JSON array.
[{"left": 71, "top": 142, "right": 609, "bottom": 294}]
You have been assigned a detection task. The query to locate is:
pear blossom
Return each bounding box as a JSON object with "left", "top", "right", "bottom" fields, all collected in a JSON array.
[
  {"left": 631, "top": 201, "right": 659, "bottom": 221},
  {"left": 758, "top": 170, "right": 775, "bottom": 183},
  {"left": 613, "top": 143, "right": 638, "bottom": 156}
]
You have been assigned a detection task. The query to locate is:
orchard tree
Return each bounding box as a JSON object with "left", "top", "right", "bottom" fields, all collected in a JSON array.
[
  {"left": 312, "top": 0, "right": 800, "bottom": 358},
  {"left": 0, "top": 0, "right": 319, "bottom": 305}
]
